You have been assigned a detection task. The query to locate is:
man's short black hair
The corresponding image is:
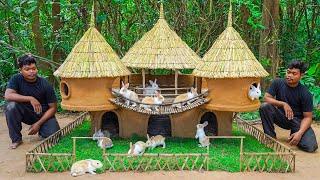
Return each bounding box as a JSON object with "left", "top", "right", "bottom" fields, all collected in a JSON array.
[
  {"left": 288, "top": 60, "right": 308, "bottom": 73},
  {"left": 17, "top": 54, "right": 37, "bottom": 68}
]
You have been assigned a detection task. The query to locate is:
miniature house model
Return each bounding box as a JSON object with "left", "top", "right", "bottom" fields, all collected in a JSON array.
[{"left": 54, "top": 3, "right": 268, "bottom": 138}]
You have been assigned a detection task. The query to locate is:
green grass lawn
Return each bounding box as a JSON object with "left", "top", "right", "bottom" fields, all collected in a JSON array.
[{"left": 34, "top": 119, "right": 281, "bottom": 172}]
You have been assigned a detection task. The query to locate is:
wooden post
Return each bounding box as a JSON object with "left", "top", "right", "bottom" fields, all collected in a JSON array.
[
  {"left": 175, "top": 69, "right": 178, "bottom": 95},
  {"left": 239, "top": 137, "right": 243, "bottom": 171},
  {"left": 142, "top": 69, "right": 146, "bottom": 89},
  {"left": 73, "top": 138, "right": 76, "bottom": 162}
]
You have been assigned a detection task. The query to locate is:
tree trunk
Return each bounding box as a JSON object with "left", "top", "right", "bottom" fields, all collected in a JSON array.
[
  {"left": 259, "top": 0, "right": 280, "bottom": 82},
  {"left": 32, "top": 0, "right": 50, "bottom": 73},
  {"left": 52, "top": 0, "right": 62, "bottom": 63}
]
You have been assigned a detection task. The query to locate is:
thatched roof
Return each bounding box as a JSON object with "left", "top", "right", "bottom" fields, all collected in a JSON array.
[
  {"left": 193, "top": 2, "right": 269, "bottom": 78},
  {"left": 121, "top": 3, "right": 201, "bottom": 70},
  {"left": 54, "top": 3, "right": 130, "bottom": 78}
]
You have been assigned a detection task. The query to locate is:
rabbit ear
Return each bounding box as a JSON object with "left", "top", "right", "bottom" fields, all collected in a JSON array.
[
  {"left": 125, "top": 83, "right": 129, "bottom": 88},
  {"left": 130, "top": 142, "right": 132, "bottom": 148},
  {"left": 203, "top": 121, "right": 208, "bottom": 127},
  {"left": 149, "top": 80, "right": 153, "bottom": 85},
  {"left": 121, "top": 81, "right": 125, "bottom": 87},
  {"left": 257, "top": 83, "right": 260, "bottom": 89},
  {"left": 191, "top": 87, "right": 197, "bottom": 93},
  {"left": 154, "top": 79, "right": 157, "bottom": 83},
  {"left": 147, "top": 134, "right": 150, "bottom": 140},
  {"left": 250, "top": 85, "right": 255, "bottom": 89}
]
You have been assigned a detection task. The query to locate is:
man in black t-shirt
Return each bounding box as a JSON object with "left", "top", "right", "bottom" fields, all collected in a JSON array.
[
  {"left": 4, "top": 54, "right": 60, "bottom": 149},
  {"left": 259, "top": 60, "right": 318, "bottom": 152}
]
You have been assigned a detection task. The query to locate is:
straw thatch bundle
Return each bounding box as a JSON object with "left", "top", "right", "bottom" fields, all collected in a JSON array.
[
  {"left": 193, "top": 3, "right": 268, "bottom": 78},
  {"left": 121, "top": 3, "right": 201, "bottom": 70},
  {"left": 54, "top": 4, "right": 130, "bottom": 78}
]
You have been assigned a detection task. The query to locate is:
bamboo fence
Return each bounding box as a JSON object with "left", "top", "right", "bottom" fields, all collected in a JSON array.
[
  {"left": 25, "top": 112, "right": 295, "bottom": 173},
  {"left": 236, "top": 116, "right": 296, "bottom": 172}
]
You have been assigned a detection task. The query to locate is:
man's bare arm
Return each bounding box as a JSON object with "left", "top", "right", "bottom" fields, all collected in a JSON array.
[
  {"left": 264, "top": 93, "right": 294, "bottom": 120},
  {"left": 4, "top": 88, "right": 42, "bottom": 113},
  {"left": 28, "top": 103, "right": 57, "bottom": 135},
  {"left": 4, "top": 88, "right": 32, "bottom": 102}
]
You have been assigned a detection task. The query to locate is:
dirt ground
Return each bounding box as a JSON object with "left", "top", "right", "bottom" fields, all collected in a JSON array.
[{"left": 0, "top": 112, "right": 319, "bottom": 180}]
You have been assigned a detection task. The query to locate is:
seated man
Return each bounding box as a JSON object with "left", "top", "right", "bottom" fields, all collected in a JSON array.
[
  {"left": 4, "top": 54, "right": 60, "bottom": 149},
  {"left": 259, "top": 60, "right": 318, "bottom": 152}
]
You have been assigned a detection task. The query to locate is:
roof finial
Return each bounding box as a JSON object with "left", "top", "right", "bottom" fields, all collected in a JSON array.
[
  {"left": 159, "top": 2, "right": 164, "bottom": 19},
  {"left": 227, "top": 0, "right": 232, "bottom": 27},
  {"left": 90, "top": 1, "right": 95, "bottom": 27}
]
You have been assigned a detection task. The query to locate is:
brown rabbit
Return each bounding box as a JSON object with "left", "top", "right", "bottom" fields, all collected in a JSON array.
[
  {"left": 127, "top": 141, "right": 148, "bottom": 156},
  {"left": 97, "top": 137, "right": 113, "bottom": 149},
  {"left": 140, "top": 91, "right": 164, "bottom": 111},
  {"left": 70, "top": 159, "right": 103, "bottom": 177},
  {"left": 146, "top": 134, "right": 166, "bottom": 150},
  {"left": 172, "top": 87, "right": 198, "bottom": 108}
]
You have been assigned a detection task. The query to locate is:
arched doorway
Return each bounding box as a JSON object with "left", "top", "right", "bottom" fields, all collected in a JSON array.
[
  {"left": 147, "top": 115, "right": 172, "bottom": 137},
  {"left": 200, "top": 112, "right": 218, "bottom": 136},
  {"left": 101, "top": 111, "right": 119, "bottom": 137}
]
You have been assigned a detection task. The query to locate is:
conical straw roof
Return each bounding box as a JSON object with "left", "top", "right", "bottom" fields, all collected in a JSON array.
[
  {"left": 54, "top": 3, "right": 131, "bottom": 78},
  {"left": 121, "top": 3, "right": 201, "bottom": 69},
  {"left": 193, "top": 2, "right": 268, "bottom": 78}
]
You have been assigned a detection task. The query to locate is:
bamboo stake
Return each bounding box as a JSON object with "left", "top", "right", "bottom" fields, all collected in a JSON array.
[
  {"left": 142, "top": 69, "right": 146, "bottom": 89},
  {"left": 175, "top": 69, "right": 178, "bottom": 95}
]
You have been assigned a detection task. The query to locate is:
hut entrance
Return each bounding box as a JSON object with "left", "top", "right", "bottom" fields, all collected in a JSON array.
[
  {"left": 147, "top": 115, "right": 172, "bottom": 137},
  {"left": 101, "top": 112, "right": 119, "bottom": 137},
  {"left": 200, "top": 112, "right": 218, "bottom": 136}
]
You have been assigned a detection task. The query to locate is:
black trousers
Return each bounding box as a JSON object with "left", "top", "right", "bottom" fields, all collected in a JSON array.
[
  {"left": 259, "top": 103, "right": 318, "bottom": 152},
  {"left": 4, "top": 101, "right": 60, "bottom": 143}
]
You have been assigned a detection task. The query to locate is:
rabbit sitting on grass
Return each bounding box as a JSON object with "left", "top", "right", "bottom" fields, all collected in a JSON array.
[
  {"left": 127, "top": 141, "right": 148, "bottom": 156},
  {"left": 145, "top": 134, "right": 166, "bottom": 150},
  {"left": 195, "top": 121, "right": 210, "bottom": 148},
  {"left": 70, "top": 159, "right": 103, "bottom": 177}
]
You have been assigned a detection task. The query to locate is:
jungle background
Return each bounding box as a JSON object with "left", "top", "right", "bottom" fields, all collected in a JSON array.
[{"left": 0, "top": 0, "right": 319, "bottom": 119}]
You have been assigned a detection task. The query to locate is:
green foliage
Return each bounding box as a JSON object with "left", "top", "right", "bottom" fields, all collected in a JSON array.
[{"left": 239, "top": 111, "right": 260, "bottom": 121}]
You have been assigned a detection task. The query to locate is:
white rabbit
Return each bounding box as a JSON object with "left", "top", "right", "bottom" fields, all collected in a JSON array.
[
  {"left": 143, "top": 79, "right": 159, "bottom": 95},
  {"left": 248, "top": 83, "right": 261, "bottom": 101},
  {"left": 140, "top": 91, "right": 164, "bottom": 111},
  {"left": 119, "top": 82, "right": 140, "bottom": 107},
  {"left": 145, "top": 134, "right": 166, "bottom": 150},
  {"left": 70, "top": 159, "right": 103, "bottom": 177},
  {"left": 172, "top": 87, "right": 198, "bottom": 108},
  {"left": 92, "top": 128, "right": 110, "bottom": 141},
  {"left": 195, "top": 121, "right": 210, "bottom": 147},
  {"left": 127, "top": 141, "right": 147, "bottom": 156}
]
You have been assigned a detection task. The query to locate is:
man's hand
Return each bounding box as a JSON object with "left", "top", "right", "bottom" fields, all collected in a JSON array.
[
  {"left": 29, "top": 97, "right": 42, "bottom": 114},
  {"left": 283, "top": 102, "right": 294, "bottom": 120},
  {"left": 28, "top": 123, "right": 41, "bottom": 135},
  {"left": 288, "top": 132, "right": 303, "bottom": 146}
]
